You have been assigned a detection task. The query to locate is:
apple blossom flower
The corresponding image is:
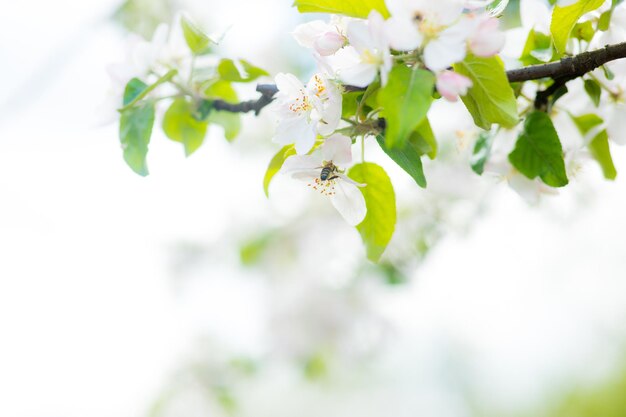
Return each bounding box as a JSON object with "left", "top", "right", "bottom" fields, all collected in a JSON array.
[
  {"left": 384, "top": 0, "right": 504, "bottom": 71},
  {"left": 328, "top": 11, "right": 392, "bottom": 87},
  {"left": 467, "top": 15, "right": 505, "bottom": 57},
  {"left": 384, "top": 0, "right": 465, "bottom": 52},
  {"left": 281, "top": 134, "right": 366, "bottom": 226},
  {"left": 292, "top": 16, "right": 349, "bottom": 56},
  {"left": 436, "top": 70, "right": 472, "bottom": 102},
  {"left": 273, "top": 72, "right": 342, "bottom": 155}
]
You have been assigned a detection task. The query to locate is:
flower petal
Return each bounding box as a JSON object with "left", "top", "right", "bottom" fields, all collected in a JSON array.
[
  {"left": 384, "top": 17, "right": 422, "bottom": 51},
  {"left": 423, "top": 25, "right": 468, "bottom": 71},
  {"left": 334, "top": 50, "right": 377, "bottom": 87},
  {"left": 282, "top": 154, "right": 322, "bottom": 182},
  {"left": 292, "top": 20, "right": 329, "bottom": 48},
  {"left": 275, "top": 73, "right": 305, "bottom": 98},
  {"left": 330, "top": 180, "right": 367, "bottom": 226},
  {"left": 274, "top": 116, "right": 316, "bottom": 154},
  {"left": 321, "top": 134, "right": 353, "bottom": 164}
]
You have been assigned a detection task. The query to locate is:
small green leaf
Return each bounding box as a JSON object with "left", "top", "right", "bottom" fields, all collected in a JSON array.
[
  {"left": 378, "top": 66, "right": 434, "bottom": 148},
  {"left": 239, "top": 59, "right": 270, "bottom": 81},
  {"left": 162, "top": 98, "right": 208, "bottom": 156},
  {"left": 454, "top": 54, "right": 519, "bottom": 130},
  {"left": 570, "top": 112, "right": 603, "bottom": 134},
  {"left": 348, "top": 162, "right": 396, "bottom": 263},
  {"left": 590, "top": 130, "right": 617, "bottom": 179},
  {"left": 342, "top": 91, "right": 362, "bottom": 119},
  {"left": 520, "top": 29, "right": 553, "bottom": 65},
  {"left": 263, "top": 145, "right": 296, "bottom": 197},
  {"left": 208, "top": 111, "right": 241, "bottom": 141},
  {"left": 598, "top": 10, "right": 612, "bottom": 31},
  {"left": 375, "top": 134, "right": 427, "bottom": 188},
  {"left": 572, "top": 21, "right": 595, "bottom": 42},
  {"left": 550, "top": 0, "right": 605, "bottom": 54},
  {"left": 602, "top": 64, "right": 615, "bottom": 80},
  {"left": 119, "top": 101, "right": 155, "bottom": 176},
  {"left": 123, "top": 78, "right": 148, "bottom": 106},
  {"left": 205, "top": 80, "right": 238, "bottom": 103},
  {"left": 202, "top": 80, "right": 242, "bottom": 141},
  {"left": 583, "top": 79, "right": 602, "bottom": 107},
  {"left": 570, "top": 113, "right": 616, "bottom": 180},
  {"left": 508, "top": 111, "right": 568, "bottom": 187},
  {"left": 293, "top": 0, "right": 389, "bottom": 18},
  {"left": 218, "top": 58, "right": 269, "bottom": 83},
  {"left": 470, "top": 130, "right": 495, "bottom": 175},
  {"left": 181, "top": 16, "right": 212, "bottom": 55},
  {"left": 119, "top": 69, "right": 177, "bottom": 111},
  {"left": 414, "top": 117, "right": 437, "bottom": 159}
]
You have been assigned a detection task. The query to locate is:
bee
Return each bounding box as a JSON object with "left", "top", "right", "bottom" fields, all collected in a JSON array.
[{"left": 320, "top": 161, "right": 339, "bottom": 181}]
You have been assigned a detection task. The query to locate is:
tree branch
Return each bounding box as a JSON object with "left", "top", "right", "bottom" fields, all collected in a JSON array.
[
  {"left": 210, "top": 42, "right": 626, "bottom": 115},
  {"left": 506, "top": 42, "right": 626, "bottom": 82}
]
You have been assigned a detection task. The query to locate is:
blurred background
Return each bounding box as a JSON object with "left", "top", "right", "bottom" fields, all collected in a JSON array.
[{"left": 1, "top": 0, "right": 626, "bottom": 416}]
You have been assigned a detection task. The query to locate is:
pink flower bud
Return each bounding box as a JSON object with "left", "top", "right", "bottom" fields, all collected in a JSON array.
[
  {"left": 469, "top": 17, "right": 505, "bottom": 57},
  {"left": 436, "top": 70, "right": 473, "bottom": 102},
  {"left": 314, "top": 32, "right": 345, "bottom": 56}
]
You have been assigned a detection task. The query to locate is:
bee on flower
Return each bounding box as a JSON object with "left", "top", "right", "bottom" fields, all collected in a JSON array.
[{"left": 281, "top": 134, "right": 366, "bottom": 226}]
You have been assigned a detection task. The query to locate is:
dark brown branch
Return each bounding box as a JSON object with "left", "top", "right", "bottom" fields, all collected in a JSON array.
[
  {"left": 212, "top": 84, "right": 278, "bottom": 115},
  {"left": 506, "top": 41, "right": 626, "bottom": 82},
  {"left": 211, "top": 42, "right": 626, "bottom": 115}
]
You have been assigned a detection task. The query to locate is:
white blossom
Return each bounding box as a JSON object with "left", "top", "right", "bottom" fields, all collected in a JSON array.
[
  {"left": 327, "top": 11, "right": 392, "bottom": 87},
  {"left": 293, "top": 16, "right": 349, "bottom": 56},
  {"left": 281, "top": 134, "right": 366, "bottom": 226},
  {"left": 273, "top": 73, "right": 342, "bottom": 155}
]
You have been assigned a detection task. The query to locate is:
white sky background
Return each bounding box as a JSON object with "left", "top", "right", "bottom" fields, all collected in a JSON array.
[{"left": 1, "top": 1, "right": 626, "bottom": 417}]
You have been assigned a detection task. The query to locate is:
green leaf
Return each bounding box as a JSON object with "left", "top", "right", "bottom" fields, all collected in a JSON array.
[
  {"left": 520, "top": 29, "right": 553, "bottom": 65},
  {"left": 375, "top": 134, "right": 427, "bottom": 188},
  {"left": 263, "top": 145, "right": 296, "bottom": 197},
  {"left": 293, "top": 0, "right": 389, "bottom": 18},
  {"left": 570, "top": 112, "right": 603, "bottom": 134},
  {"left": 454, "top": 54, "right": 519, "bottom": 130},
  {"left": 589, "top": 130, "right": 617, "bottom": 180},
  {"left": 584, "top": 79, "right": 602, "bottom": 107},
  {"left": 342, "top": 91, "right": 362, "bottom": 119},
  {"left": 378, "top": 66, "right": 434, "bottom": 148},
  {"left": 508, "top": 111, "right": 568, "bottom": 187},
  {"left": 413, "top": 117, "right": 437, "bottom": 159},
  {"left": 123, "top": 78, "right": 148, "bottom": 106},
  {"left": 181, "top": 16, "right": 212, "bottom": 55},
  {"left": 119, "top": 70, "right": 177, "bottom": 111},
  {"left": 202, "top": 80, "right": 242, "bottom": 141},
  {"left": 119, "top": 101, "right": 155, "bottom": 176},
  {"left": 240, "top": 59, "right": 270, "bottom": 81},
  {"left": 550, "top": 0, "right": 605, "bottom": 54},
  {"left": 570, "top": 113, "right": 616, "bottom": 180},
  {"left": 205, "top": 80, "right": 238, "bottom": 103},
  {"left": 218, "top": 58, "right": 269, "bottom": 83},
  {"left": 208, "top": 111, "right": 241, "bottom": 141},
  {"left": 602, "top": 64, "right": 615, "bottom": 80},
  {"left": 598, "top": 10, "right": 612, "bottom": 31},
  {"left": 470, "top": 130, "right": 495, "bottom": 175},
  {"left": 572, "top": 21, "right": 595, "bottom": 42},
  {"left": 162, "top": 98, "right": 209, "bottom": 156},
  {"left": 348, "top": 162, "right": 396, "bottom": 263}
]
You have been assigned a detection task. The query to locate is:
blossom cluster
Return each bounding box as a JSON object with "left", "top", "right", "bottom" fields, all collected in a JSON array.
[{"left": 274, "top": 0, "right": 505, "bottom": 225}]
